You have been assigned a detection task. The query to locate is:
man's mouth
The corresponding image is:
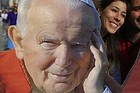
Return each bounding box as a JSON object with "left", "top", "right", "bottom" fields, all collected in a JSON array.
[{"left": 48, "top": 72, "right": 74, "bottom": 82}]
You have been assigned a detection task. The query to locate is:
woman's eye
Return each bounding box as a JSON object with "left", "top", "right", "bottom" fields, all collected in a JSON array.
[
  {"left": 111, "top": 9, "right": 118, "bottom": 13},
  {"left": 121, "top": 13, "right": 126, "bottom": 18}
]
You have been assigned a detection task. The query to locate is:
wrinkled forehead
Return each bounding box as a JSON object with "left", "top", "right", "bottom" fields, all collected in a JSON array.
[
  {"left": 27, "top": 0, "right": 100, "bottom": 31},
  {"left": 131, "top": 0, "right": 140, "bottom": 6}
]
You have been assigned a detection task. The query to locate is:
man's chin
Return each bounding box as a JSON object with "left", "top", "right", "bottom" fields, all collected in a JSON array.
[{"left": 43, "top": 83, "right": 75, "bottom": 93}]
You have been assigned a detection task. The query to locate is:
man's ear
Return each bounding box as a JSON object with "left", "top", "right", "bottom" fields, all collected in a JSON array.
[{"left": 8, "top": 26, "right": 24, "bottom": 60}]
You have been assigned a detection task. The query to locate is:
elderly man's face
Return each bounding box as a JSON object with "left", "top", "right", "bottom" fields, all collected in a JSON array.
[{"left": 21, "top": 1, "right": 95, "bottom": 93}]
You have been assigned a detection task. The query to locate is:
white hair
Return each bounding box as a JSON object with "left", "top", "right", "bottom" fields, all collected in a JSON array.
[{"left": 16, "top": 0, "right": 32, "bottom": 36}]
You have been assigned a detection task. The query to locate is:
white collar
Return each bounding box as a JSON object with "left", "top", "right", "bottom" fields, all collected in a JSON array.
[{"left": 80, "top": 0, "right": 96, "bottom": 8}]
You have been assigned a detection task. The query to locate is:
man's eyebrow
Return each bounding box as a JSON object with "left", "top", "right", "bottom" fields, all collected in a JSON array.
[
  {"left": 37, "top": 32, "right": 54, "bottom": 40},
  {"left": 131, "top": 6, "right": 140, "bottom": 10}
]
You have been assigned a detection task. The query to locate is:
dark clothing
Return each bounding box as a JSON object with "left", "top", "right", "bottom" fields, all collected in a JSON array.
[
  {"left": 119, "top": 39, "right": 140, "bottom": 83},
  {"left": 6, "top": 11, "right": 17, "bottom": 25},
  {"left": 6, "top": 11, "right": 17, "bottom": 49},
  {"left": 122, "top": 50, "right": 140, "bottom": 93}
]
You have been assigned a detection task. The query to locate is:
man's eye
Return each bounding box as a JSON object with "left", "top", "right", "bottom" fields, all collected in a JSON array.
[
  {"left": 41, "top": 40, "right": 55, "bottom": 45},
  {"left": 132, "top": 7, "right": 140, "bottom": 12},
  {"left": 40, "top": 41, "right": 58, "bottom": 50},
  {"left": 71, "top": 44, "right": 87, "bottom": 51}
]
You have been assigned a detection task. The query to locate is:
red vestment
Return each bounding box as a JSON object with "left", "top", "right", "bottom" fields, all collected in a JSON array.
[
  {"left": 122, "top": 50, "right": 140, "bottom": 93},
  {"left": 0, "top": 50, "right": 31, "bottom": 93}
]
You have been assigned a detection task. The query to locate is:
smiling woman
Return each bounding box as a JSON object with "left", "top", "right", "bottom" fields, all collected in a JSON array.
[
  {"left": 99, "top": 0, "right": 128, "bottom": 36},
  {"left": 97, "top": 0, "right": 128, "bottom": 84}
]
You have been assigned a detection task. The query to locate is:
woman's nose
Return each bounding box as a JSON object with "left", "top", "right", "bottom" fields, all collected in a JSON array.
[{"left": 114, "top": 13, "right": 121, "bottom": 22}]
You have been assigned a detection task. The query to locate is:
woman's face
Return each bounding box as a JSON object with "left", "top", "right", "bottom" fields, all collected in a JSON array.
[{"left": 100, "top": 1, "right": 127, "bottom": 34}]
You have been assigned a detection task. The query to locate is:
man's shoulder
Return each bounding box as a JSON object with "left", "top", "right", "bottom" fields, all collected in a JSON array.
[
  {"left": 136, "top": 40, "right": 140, "bottom": 46},
  {"left": 0, "top": 49, "right": 32, "bottom": 92},
  {"left": 122, "top": 50, "right": 140, "bottom": 93},
  {"left": 7, "top": 11, "right": 15, "bottom": 17},
  {"left": 8, "top": 11, "right": 13, "bottom": 14},
  {"left": 0, "top": 49, "right": 15, "bottom": 54},
  {"left": 0, "top": 49, "right": 20, "bottom": 75},
  {"left": 0, "top": 49, "right": 17, "bottom": 62},
  {"left": 0, "top": 49, "right": 20, "bottom": 70}
]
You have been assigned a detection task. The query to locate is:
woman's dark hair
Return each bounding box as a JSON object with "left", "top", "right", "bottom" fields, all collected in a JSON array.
[
  {"left": 99, "top": 0, "right": 129, "bottom": 10},
  {"left": 99, "top": 0, "right": 129, "bottom": 71},
  {"left": 103, "top": 32, "right": 120, "bottom": 70},
  {"left": 119, "top": 0, "right": 131, "bottom": 40}
]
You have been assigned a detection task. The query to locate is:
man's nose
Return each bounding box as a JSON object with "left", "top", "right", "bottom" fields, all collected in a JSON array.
[{"left": 55, "top": 45, "right": 72, "bottom": 68}]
